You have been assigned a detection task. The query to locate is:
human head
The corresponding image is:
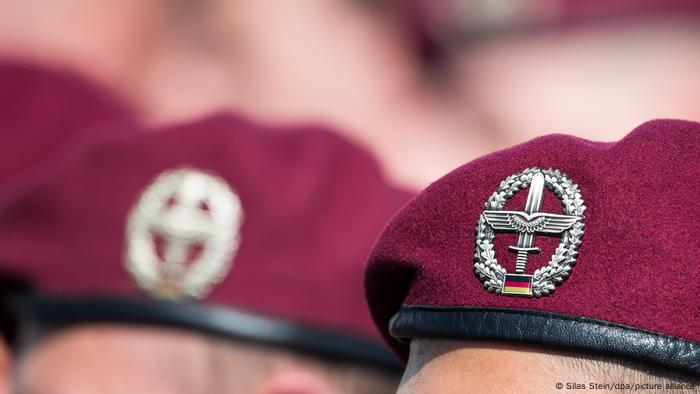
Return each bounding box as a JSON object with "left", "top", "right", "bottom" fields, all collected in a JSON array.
[
  {"left": 0, "top": 114, "right": 410, "bottom": 393},
  {"left": 394, "top": 0, "right": 700, "bottom": 143},
  {"left": 364, "top": 119, "right": 700, "bottom": 391}
]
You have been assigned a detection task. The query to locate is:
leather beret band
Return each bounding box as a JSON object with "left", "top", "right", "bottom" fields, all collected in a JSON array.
[
  {"left": 5, "top": 294, "right": 402, "bottom": 371},
  {"left": 389, "top": 305, "right": 700, "bottom": 376}
]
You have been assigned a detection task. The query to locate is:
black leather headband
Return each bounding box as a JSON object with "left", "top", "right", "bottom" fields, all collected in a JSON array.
[
  {"left": 390, "top": 305, "right": 700, "bottom": 376},
  {"left": 4, "top": 294, "right": 402, "bottom": 371}
]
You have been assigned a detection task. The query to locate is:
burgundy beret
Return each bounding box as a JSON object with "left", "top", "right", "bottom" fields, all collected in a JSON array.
[
  {"left": 0, "top": 114, "right": 411, "bottom": 369},
  {"left": 0, "top": 62, "right": 134, "bottom": 189},
  {"left": 365, "top": 119, "right": 700, "bottom": 375}
]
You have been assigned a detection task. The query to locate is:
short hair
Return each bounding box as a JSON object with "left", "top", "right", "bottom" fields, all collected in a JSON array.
[
  {"left": 404, "top": 338, "right": 698, "bottom": 393},
  {"left": 548, "top": 349, "right": 699, "bottom": 392}
]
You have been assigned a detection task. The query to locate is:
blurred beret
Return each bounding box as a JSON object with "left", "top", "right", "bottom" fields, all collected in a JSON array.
[
  {"left": 365, "top": 119, "right": 699, "bottom": 375},
  {"left": 0, "top": 61, "right": 134, "bottom": 188},
  {"left": 0, "top": 114, "right": 411, "bottom": 369}
]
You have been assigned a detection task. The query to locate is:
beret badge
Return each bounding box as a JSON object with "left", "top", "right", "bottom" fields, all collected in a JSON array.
[
  {"left": 125, "top": 168, "right": 243, "bottom": 300},
  {"left": 474, "top": 168, "right": 586, "bottom": 297}
]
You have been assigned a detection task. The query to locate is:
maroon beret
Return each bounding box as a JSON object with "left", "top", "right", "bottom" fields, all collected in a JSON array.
[
  {"left": 0, "top": 61, "right": 134, "bottom": 189},
  {"left": 365, "top": 119, "right": 700, "bottom": 375},
  {"left": 0, "top": 114, "right": 411, "bottom": 369}
]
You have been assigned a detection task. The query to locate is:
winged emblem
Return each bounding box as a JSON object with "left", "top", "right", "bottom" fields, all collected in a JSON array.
[
  {"left": 474, "top": 168, "right": 586, "bottom": 298},
  {"left": 482, "top": 211, "right": 580, "bottom": 235}
]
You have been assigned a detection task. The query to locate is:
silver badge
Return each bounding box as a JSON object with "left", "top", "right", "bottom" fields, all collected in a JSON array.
[
  {"left": 125, "top": 168, "right": 243, "bottom": 300},
  {"left": 474, "top": 168, "right": 586, "bottom": 297}
]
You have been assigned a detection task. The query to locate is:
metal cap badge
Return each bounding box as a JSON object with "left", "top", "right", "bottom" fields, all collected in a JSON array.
[
  {"left": 474, "top": 167, "right": 586, "bottom": 297},
  {"left": 125, "top": 168, "right": 243, "bottom": 300}
]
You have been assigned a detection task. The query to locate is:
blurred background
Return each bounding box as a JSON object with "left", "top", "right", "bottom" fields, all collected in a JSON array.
[
  {"left": 1, "top": 1, "right": 700, "bottom": 391},
  {"left": 1, "top": 0, "right": 698, "bottom": 189}
]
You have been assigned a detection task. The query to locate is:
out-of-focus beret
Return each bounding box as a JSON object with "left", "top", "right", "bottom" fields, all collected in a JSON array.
[
  {"left": 0, "top": 114, "right": 411, "bottom": 369},
  {"left": 0, "top": 62, "right": 134, "bottom": 188},
  {"left": 365, "top": 119, "right": 699, "bottom": 375}
]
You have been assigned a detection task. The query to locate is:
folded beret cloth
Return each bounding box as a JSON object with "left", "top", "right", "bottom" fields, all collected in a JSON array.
[
  {"left": 0, "top": 61, "right": 135, "bottom": 189},
  {"left": 0, "top": 114, "right": 411, "bottom": 370},
  {"left": 365, "top": 119, "right": 700, "bottom": 375}
]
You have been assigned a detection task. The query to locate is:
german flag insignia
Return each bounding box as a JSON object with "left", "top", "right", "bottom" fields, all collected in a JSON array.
[{"left": 502, "top": 274, "right": 533, "bottom": 296}]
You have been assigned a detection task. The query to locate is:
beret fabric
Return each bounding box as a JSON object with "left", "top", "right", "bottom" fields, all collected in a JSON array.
[
  {"left": 0, "top": 61, "right": 135, "bottom": 189},
  {"left": 0, "top": 114, "right": 411, "bottom": 369},
  {"left": 365, "top": 119, "right": 700, "bottom": 374}
]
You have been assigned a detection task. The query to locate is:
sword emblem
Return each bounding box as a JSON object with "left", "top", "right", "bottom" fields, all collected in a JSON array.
[{"left": 474, "top": 168, "right": 586, "bottom": 297}]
